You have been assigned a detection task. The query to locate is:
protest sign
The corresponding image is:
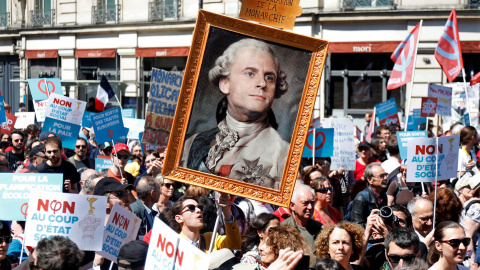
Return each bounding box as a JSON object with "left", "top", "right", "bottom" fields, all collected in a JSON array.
[
  {"left": 302, "top": 128, "right": 334, "bottom": 158},
  {"left": 145, "top": 218, "right": 209, "bottom": 270},
  {"left": 464, "top": 113, "right": 471, "bottom": 126},
  {"left": 407, "top": 109, "right": 426, "bottom": 131},
  {"left": 375, "top": 98, "right": 400, "bottom": 125},
  {"left": 445, "top": 83, "right": 479, "bottom": 128},
  {"left": 82, "top": 111, "right": 96, "bottom": 127},
  {"left": 396, "top": 131, "right": 428, "bottom": 160},
  {"left": 33, "top": 100, "right": 48, "bottom": 122},
  {"left": 43, "top": 93, "right": 86, "bottom": 149},
  {"left": 95, "top": 157, "right": 113, "bottom": 171},
  {"left": 0, "top": 173, "right": 63, "bottom": 221},
  {"left": 25, "top": 191, "right": 107, "bottom": 251},
  {"left": 92, "top": 107, "right": 127, "bottom": 144},
  {"left": 427, "top": 83, "right": 452, "bottom": 116},
  {"left": 1, "top": 113, "right": 17, "bottom": 134},
  {"left": 143, "top": 68, "right": 182, "bottom": 147},
  {"left": 0, "top": 95, "right": 6, "bottom": 123},
  {"left": 420, "top": 97, "right": 438, "bottom": 117},
  {"left": 27, "top": 78, "right": 64, "bottom": 101},
  {"left": 122, "top": 108, "right": 135, "bottom": 119},
  {"left": 322, "top": 118, "right": 355, "bottom": 170},
  {"left": 124, "top": 118, "right": 146, "bottom": 140},
  {"left": 98, "top": 204, "right": 141, "bottom": 262},
  {"left": 14, "top": 112, "right": 36, "bottom": 129},
  {"left": 406, "top": 135, "right": 459, "bottom": 182}
]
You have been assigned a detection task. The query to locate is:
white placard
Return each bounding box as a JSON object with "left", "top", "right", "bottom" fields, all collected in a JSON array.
[
  {"left": 25, "top": 191, "right": 107, "bottom": 251},
  {"left": 97, "top": 204, "right": 141, "bottom": 262},
  {"left": 145, "top": 218, "right": 209, "bottom": 270},
  {"left": 322, "top": 118, "right": 356, "bottom": 170},
  {"left": 45, "top": 93, "right": 86, "bottom": 125},
  {"left": 427, "top": 83, "right": 452, "bottom": 117},
  {"left": 33, "top": 100, "right": 48, "bottom": 122},
  {"left": 406, "top": 135, "right": 459, "bottom": 182},
  {"left": 14, "top": 112, "right": 36, "bottom": 129}
]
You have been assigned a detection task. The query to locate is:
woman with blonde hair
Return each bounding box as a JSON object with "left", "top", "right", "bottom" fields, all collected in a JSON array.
[{"left": 316, "top": 222, "right": 365, "bottom": 270}]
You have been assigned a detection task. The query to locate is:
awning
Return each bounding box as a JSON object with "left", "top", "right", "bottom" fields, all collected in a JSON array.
[
  {"left": 461, "top": 41, "right": 480, "bottom": 53},
  {"left": 25, "top": 50, "right": 58, "bottom": 59},
  {"left": 328, "top": 41, "right": 400, "bottom": 53},
  {"left": 136, "top": 47, "right": 189, "bottom": 57},
  {"left": 75, "top": 49, "right": 116, "bottom": 58}
]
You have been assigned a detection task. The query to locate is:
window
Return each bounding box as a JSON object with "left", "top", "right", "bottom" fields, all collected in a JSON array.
[
  {"left": 30, "top": 0, "right": 54, "bottom": 26},
  {"left": 149, "top": 0, "right": 179, "bottom": 21},
  {"left": 92, "top": 0, "right": 120, "bottom": 23}
]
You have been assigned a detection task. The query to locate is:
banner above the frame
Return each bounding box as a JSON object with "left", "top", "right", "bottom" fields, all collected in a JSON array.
[{"left": 239, "top": 0, "right": 302, "bottom": 30}]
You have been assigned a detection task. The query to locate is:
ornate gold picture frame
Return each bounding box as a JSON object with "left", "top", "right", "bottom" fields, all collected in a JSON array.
[{"left": 163, "top": 10, "right": 328, "bottom": 207}]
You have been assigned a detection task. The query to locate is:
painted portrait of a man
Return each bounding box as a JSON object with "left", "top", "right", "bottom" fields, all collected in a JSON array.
[{"left": 180, "top": 27, "right": 312, "bottom": 190}]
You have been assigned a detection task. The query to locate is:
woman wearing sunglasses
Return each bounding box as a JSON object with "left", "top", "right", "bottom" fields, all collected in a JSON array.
[
  {"left": 427, "top": 221, "right": 470, "bottom": 270},
  {"left": 0, "top": 221, "right": 12, "bottom": 270},
  {"left": 309, "top": 176, "right": 342, "bottom": 225}
]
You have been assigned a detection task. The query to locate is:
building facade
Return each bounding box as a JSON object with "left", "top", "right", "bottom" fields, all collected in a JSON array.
[{"left": 0, "top": 0, "right": 478, "bottom": 125}]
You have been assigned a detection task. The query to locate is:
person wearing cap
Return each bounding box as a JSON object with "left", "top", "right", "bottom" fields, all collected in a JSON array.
[
  {"left": 68, "top": 138, "right": 95, "bottom": 175},
  {"left": 117, "top": 240, "right": 149, "bottom": 270},
  {"left": 38, "top": 131, "right": 56, "bottom": 142},
  {"left": 108, "top": 143, "right": 135, "bottom": 185},
  {"left": 352, "top": 141, "right": 379, "bottom": 198},
  {"left": 180, "top": 38, "right": 289, "bottom": 190},
  {"left": 172, "top": 194, "right": 241, "bottom": 253},
  {"left": 25, "top": 144, "right": 46, "bottom": 171},
  {"left": 349, "top": 162, "right": 387, "bottom": 228},
  {"left": 37, "top": 137, "right": 79, "bottom": 193},
  {"left": 90, "top": 142, "right": 113, "bottom": 159},
  {"left": 459, "top": 174, "right": 480, "bottom": 268}
]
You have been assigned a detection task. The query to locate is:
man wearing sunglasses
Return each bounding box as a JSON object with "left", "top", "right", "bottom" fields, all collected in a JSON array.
[
  {"left": 108, "top": 143, "right": 135, "bottom": 185},
  {"left": 5, "top": 129, "right": 26, "bottom": 171},
  {"left": 173, "top": 194, "right": 241, "bottom": 252},
  {"left": 382, "top": 228, "right": 420, "bottom": 270},
  {"left": 68, "top": 138, "right": 95, "bottom": 175}
]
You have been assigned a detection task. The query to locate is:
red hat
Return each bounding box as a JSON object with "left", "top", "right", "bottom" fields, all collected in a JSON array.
[{"left": 113, "top": 143, "right": 130, "bottom": 154}]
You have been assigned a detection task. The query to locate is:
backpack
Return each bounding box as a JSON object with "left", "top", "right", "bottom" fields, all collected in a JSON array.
[{"left": 344, "top": 190, "right": 369, "bottom": 222}]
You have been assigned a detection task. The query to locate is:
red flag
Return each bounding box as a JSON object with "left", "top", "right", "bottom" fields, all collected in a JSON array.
[
  {"left": 366, "top": 108, "right": 376, "bottom": 141},
  {"left": 387, "top": 22, "right": 421, "bottom": 90},
  {"left": 435, "top": 8, "right": 463, "bottom": 82},
  {"left": 471, "top": 71, "right": 480, "bottom": 86}
]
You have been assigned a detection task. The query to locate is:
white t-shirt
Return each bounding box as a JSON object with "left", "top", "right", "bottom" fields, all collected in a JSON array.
[
  {"left": 428, "top": 263, "right": 469, "bottom": 270},
  {"left": 458, "top": 148, "right": 478, "bottom": 178}
]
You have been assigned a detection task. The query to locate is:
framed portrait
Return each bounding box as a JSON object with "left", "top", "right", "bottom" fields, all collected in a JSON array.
[{"left": 163, "top": 10, "right": 328, "bottom": 206}]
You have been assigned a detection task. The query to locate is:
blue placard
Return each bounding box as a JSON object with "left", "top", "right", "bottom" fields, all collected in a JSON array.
[
  {"left": 82, "top": 111, "right": 96, "bottom": 127},
  {"left": 0, "top": 96, "right": 5, "bottom": 123},
  {"left": 0, "top": 173, "right": 63, "bottom": 221},
  {"left": 122, "top": 108, "right": 135, "bottom": 119},
  {"left": 42, "top": 117, "right": 81, "bottom": 150},
  {"left": 407, "top": 109, "right": 426, "bottom": 131},
  {"left": 27, "top": 78, "right": 64, "bottom": 101},
  {"left": 302, "top": 128, "right": 334, "bottom": 158},
  {"left": 464, "top": 113, "right": 471, "bottom": 126},
  {"left": 396, "top": 131, "right": 428, "bottom": 160},
  {"left": 95, "top": 158, "right": 113, "bottom": 171},
  {"left": 92, "top": 107, "right": 127, "bottom": 144},
  {"left": 375, "top": 98, "right": 398, "bottom": 121}
]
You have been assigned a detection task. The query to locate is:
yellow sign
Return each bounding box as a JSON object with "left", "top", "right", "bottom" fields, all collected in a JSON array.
[{"left": 239, "top": 0, "right": 302, "bottom": 30}]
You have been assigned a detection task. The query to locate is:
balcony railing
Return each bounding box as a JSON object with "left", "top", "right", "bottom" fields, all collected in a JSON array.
[
  {"left": 149, "top": 0, "right": 179, "bottom": 21},
  {"left": 92, "top": 4, "right": 121, "bottom": 24},
  {"left": 30, "top": 9, "right": 54, "bottom": 26},
  {"left": 468, "top": 0, "right": 479, "bottom": 8},
  {"left": 342, "top": 0, "right": 394, "bottom": 10},
  {"left": 0, "top": 13, "right": 9, "bottom": 27}
]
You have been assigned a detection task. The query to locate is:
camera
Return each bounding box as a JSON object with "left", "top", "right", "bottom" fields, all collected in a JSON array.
[{"left": 379, "top": 206, "right": 400, "bottom": 228}]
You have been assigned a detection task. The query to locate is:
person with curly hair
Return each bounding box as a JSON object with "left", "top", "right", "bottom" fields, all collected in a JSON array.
[
  {"left": 258, "top": 225, "right": 313, "bottom": 268},
  {"left": 240, "top": 213, "right": 280, "bottom": 270},
  {"left": 315, "top": 222, "right": 365, "bottom": 270},
  {"left": 427, "top": 187, "right": 463, "bottom": 226},
  {"left": 181, "top": 38, "right": 290, "bottom": 190}
]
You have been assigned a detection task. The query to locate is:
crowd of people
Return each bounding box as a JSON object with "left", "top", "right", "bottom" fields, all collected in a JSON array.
[{"left": 0, "top": 117, "right": 479, "bottom": 270}]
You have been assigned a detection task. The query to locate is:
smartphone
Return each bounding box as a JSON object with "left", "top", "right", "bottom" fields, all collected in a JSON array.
[{"left": 294, "top": 254, "right": 310, "bottom": 270}]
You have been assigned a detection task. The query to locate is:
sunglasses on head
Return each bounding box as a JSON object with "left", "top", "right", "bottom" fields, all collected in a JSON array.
[
  {"left": 441, "top": 238, "right": 471, "bottom": 248},
  {"left": 315, "top": 187, "right": 333, "bottom": 193},
  {"left": 115, "top": 154, "right": 130, "bottom": 160},
  {"left": 0, "top": 235, "right": 12, "bottom": 245},
  {"left": 162, "top": 183, "right": 173, "bottom": 188},
  {"left": 181, "top": 204, "right": 204, "bottom": 214},
  {"left": 387, "top": 254, "right": 416, "bottom": 264}
]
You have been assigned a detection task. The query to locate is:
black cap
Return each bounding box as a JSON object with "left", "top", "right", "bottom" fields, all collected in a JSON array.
[
  {"left": 30, "top": 144, "right": 45, "bottom": 157},
  {"left": 39, "top": 131, "right": 56, "bottom": 142},
  {"left": 117, "top": 240, "right": 149, "bottom": 268},
  {"left": 93, "top": 177, "right": 133, "bottom": 196},
  {"left": 358, "top": 141, "right": 371, "bottom": 149},
  {"left": 99, "top": 142, "right": 112, "bottom": 150}
]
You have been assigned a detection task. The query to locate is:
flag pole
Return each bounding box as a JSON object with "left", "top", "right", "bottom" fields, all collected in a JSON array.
[
  {"left": 404, "top": 20, "right": 423, "bottom": 132},
  {"left": 461, "top": 68, "right": 471, "bottom": 124}
]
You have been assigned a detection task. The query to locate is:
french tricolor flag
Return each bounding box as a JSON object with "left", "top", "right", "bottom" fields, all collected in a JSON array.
[{"left": 95, "top": 75, "right": 115, "bottom": 111}]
